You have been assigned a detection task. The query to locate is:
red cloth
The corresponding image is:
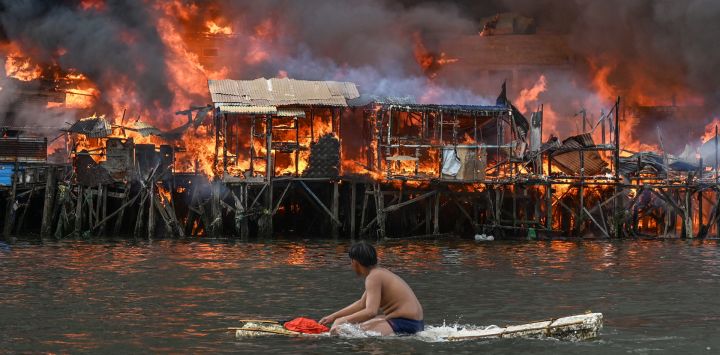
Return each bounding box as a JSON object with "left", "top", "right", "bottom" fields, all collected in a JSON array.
[{"left": 283, "top": 317, "right": 330, "bottom": 334}]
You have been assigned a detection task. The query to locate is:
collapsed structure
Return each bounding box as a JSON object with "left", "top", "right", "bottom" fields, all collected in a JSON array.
[{"left": 0, "top": 77, "right": 718, "bottom": 241}]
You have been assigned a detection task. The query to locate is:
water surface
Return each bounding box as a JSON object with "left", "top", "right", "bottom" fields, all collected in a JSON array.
[{"left": 1, "top": 238, "right": 718, "bottom": 354}]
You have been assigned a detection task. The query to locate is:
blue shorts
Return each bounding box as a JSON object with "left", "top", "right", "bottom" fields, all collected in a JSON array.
[{"left": 387, "top": 317, "right": 424, "bottom": 335}]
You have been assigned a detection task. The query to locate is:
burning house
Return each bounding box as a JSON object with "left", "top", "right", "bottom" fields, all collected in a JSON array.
[{"left": 208, "top": 77, "right": 359, "bottom": 180}]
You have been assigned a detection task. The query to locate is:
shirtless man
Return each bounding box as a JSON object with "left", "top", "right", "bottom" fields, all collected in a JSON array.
[{"left": 319, "top": 242, "right": 424, "bottom": 336}]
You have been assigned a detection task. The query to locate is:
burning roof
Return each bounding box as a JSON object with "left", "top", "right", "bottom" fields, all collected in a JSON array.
[
  {"left": 209, "top": 78, "right": 360, "bottom": 113},
  {"left": 66, "top": 116, "right": 112, "bottom": 138}
]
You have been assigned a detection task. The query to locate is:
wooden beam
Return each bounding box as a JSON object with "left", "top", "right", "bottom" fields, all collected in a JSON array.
[
  {"left": 298, "top": 181, "right": 342, "bottom": 226},
  {"left": 383, "top": 190, "right": 437, "bottom": 213}
]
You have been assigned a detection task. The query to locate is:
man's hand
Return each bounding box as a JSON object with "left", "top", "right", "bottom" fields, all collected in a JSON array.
[
  {"left": 319, "top": 314, "right": 336, "bottom": 326},
  {"left": 329, "top": 317, "right": 348, "bottom": 335}
]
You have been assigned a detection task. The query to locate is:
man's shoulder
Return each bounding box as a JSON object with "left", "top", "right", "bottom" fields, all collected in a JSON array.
[{"left": 367, "top": 267, "right": 396, "bottom": 280}]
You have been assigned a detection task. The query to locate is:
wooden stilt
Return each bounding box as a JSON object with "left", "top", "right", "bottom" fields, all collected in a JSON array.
[
  {"left": 433, "top": 191, "right": 440, "bottom": 235},
  {"left": 90, "top": 191, "right": 141, "bottom": 234},
  {"left": 15, "top": 187, "right": 34, "bottom": 235},
  {"left": 684, "top": 187, "right": 693, "bottom": 239},
  {"left": 41, "top": 167, "right": 56, "bottom": 238},
  {"left": 332, "top": 181, "right": 339, "bottom": 239},
  {"left": 100, "top": 184, "right": 108, "bottom": 236},
  {"left": 95, "top": 184, "right": 102, "bottom": 229},
  {"left": 134, "top": 190, "right": 147, "bottom": 239},
  {"left": 113, "top": 183, "right": 130, "bottom": 236},
  {"left": 184, "top": 181, "right": 200, "bottom": 236},
  {"left": 3, "top": 165, "right": 18, "bottom": 239},
  {"left": 425, "top": 196, "right": 432, "bottom": 235},
  {"left": 546, "top": 184, "right": 553, "bottom": 230},
  {"left": 74, "top": 186, "right": 83, "bottom": 237},
  {"left": 211, "top": 180, "right": 223, "bottom": 237},
  {"left": 54, "top": 188, "right": 68, "bottom": 239},
  {"left": 350, "top": 182, "right": 357, "bottom": 239},
  {"left": 233, "top": 186, "right": 249, "bottom": 240},
  {"left": 148, "top": 182, "right": 155, "bottom": 239},
  {"left": 360, "top": 184, "right": 369, "bottom": 234},
  {"left": 375, "top": 183, "right": 386, "bottom": 239}
]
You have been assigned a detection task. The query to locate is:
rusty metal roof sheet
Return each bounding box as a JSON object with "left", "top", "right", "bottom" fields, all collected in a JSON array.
[
  {"left": 276, "top": 108, "right": 306, "bottom": 117},
  {"left": 67, "top": 117, "right": 112, "bottom": 138},
  {"left": 217, "top": 105, "right": 278, "bottom": 114},
  {"left": 208, "top": 78, "right": 359, "bottom": 107}
]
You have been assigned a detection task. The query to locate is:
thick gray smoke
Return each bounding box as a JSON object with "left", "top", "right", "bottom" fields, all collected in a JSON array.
[
  {"left": 494, "top": 0, "right": 720, "bottom": 152},
  {"left": 0, "top": 0, "right": 175, "bottom": 110},
  {"left": 1, "top": 0, "right": 718, "bottom": 153}
]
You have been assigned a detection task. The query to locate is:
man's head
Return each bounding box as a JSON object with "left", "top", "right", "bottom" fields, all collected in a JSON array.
[{"left": 348, "top": 241, "right": 377, "bottom": 275}]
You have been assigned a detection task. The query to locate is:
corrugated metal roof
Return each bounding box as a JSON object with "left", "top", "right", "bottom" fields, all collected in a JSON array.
[
  {"left": 208, "top": 78, "right": 359, "bottom": 107},
  {"left": 551, "top": 133, "right": 608, "bottom": 175},
  {"left": 67, "top": 117, "right": 112, "bottom": 138},
  {"left": 217, "top": 105, "right": 278, "bottom": 114},
  {"left": 276, "top": 108, "right": 306, "bottom": 117}
]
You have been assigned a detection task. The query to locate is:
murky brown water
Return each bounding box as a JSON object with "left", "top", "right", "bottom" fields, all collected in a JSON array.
[{"left": 0, "top": 238, "right": 719, "bottom": 354}]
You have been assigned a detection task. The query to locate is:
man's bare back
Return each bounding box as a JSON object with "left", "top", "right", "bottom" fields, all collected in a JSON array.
[
  {"left": 366, "top": 267, "right": 423, "bottom": 321},
  {"left": 319, "top": 242, "right": 424, "bottom": 336}
]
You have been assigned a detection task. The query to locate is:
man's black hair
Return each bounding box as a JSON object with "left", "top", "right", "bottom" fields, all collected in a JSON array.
[{"left": 348, "top": 241, "right": 377, "bottom": 267}]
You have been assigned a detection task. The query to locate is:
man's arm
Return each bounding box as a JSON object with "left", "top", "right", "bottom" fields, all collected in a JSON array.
[
  {"left": 319, "top": 292, "right": 366, "bottom": 325},
  {"left": 337, "top": 274, "right": 381, "bottom": 324}
]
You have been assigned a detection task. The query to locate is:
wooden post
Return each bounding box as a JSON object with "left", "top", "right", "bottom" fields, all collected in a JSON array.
[
  {"left": 223, "top": 113, "right": 228, "bottom": 175},
  {"left": 148, "top": 182, "right": 155, "bottom": 239},
  {"left": 546, "top": 183, "right": 553, "bottom": 230},
  {"left": 433, "top": 191, "right": 440, "bottom": 235},
  {"left": 41, "top": 167, "right": 56, "bottom": 237},
  {"left": 74, "top": 185, "right": 83, "bottom": 236},
  {"left": 3, "top": 164, "right": 18, "bottom": 239},
  {"left": 512, "top": 185, "right": 517, "bottom": 228},
  {"left": 114, "top": 183, "right": 130, "bottom": 236},
  {"left": 95, "top": 184, "right": 102, "bottom": 228},
  {"left": 698, "top": 188, "right": 704, "bottom": 235},
  {"left": 684, "top": 187, "right": 693, "bottom": 239},
  {"left": 134, "top": 190, "right": 147, "bottom": 239},
  {"left": 258, "top": 181, "right": 273, "bottom": 238},
  {"left": 425, "top": 196, "right": 432, "bottom": 235},
  {"left": 375, "top": 183, "right": 386, "bottom": 239},
  {"left": 332, "top": 181, "right": 340, "bottom": 239},
  {"left": 214, "top": 112, "right": 220, "bottom": 171},
  {"left": 100, "top": 184, "right": 108, "bottom": 236},
  {"left": 211, "top": 179, "right": 222, "bottom": 237},
  {"left": 310, "top": 109, "right": 315, "bottom": 143},
  {"left": 16, "top": 187, "right": 34, "bottom": 235},
  {"left": 234, "top": 185, "right": 249, "bottom": 240},
  {"left": 578, "top": 151, "right": 585, "bottom": 233},
  {"left": 295, "top": 116, "right": 300, "bottom": 176},
  {"left": 249, "top": 116, "right": 255, "bottom": 174},
  {"left": 613, "top": 97, "right": 621, "bottom": 237},
  {"left": 350, "top": 182, "right": 357, "bottom": 239},
  {"left": 360, "top": 184, "right": 369, "bottom": 234},
  {"left": 54, "top": 187, "right": 68, "bottom": 239}
]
